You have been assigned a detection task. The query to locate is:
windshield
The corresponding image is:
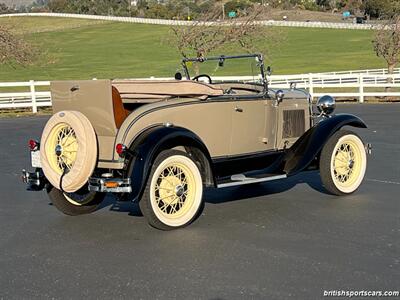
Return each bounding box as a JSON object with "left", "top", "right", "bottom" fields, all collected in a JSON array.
[{"left": 181, "top": 54, "right": 266, "bottom": 86}]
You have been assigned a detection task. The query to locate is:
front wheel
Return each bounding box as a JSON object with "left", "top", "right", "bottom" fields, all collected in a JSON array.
[
  {"left": 319, "top": 130, "right": 367, "bottom": 195},
  {"left": 139, "top": 150, "right": 204, "bottom": 230},
  {"left": 47, "top": 185, "right": 105, "bottom": 216}
]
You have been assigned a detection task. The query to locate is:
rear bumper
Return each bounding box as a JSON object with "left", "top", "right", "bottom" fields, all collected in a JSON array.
[
  {"left": 88, "top": 177, "right": 132, "bottom": 193},
  {"left": 22, "top": 168, "right": 132, "bottom": 194}
]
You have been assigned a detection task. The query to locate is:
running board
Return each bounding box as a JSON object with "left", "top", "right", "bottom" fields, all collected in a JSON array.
[{"left": 217, "top": 174, "right": 287, "bottom": 188}]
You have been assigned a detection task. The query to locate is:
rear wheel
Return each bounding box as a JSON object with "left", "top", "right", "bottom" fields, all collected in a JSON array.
[
  {"left": 319, "top": 130, "right": 367, "bottom": 195},
  {"left": 47, "top": 185, "right": 104, "bottom": 216},
  {"left": 139, "top": 150, "right": 204, "bottom": 230}
]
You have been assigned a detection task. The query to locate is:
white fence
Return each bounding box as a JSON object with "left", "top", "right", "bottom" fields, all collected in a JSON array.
[
  {"left": 1, "top": 70, "right": 400, "bottom": 112},
  {"left": 269, "top": 73, "right": 400, "bottom": 103},
  {"left": 317, "top": 67, "right": 400, "bottom": 75},
  {"left": 0, "top": 81, "right": 51, "bottom": 113},
  {"left": 0, "top": 12, "right": 379, "bottom": 30}
]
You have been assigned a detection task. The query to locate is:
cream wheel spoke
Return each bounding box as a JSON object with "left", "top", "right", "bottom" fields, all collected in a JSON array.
[
  {"left": 63, "top": 139, "right": 77, "bottom": 148},
  {"left": 64, "top": 128, "right": 75, "bottom": 141},
  {"left": 63, "top": 150, "right": 77, "bottom": 153},
  {"left": 159, "top": 201, "right": 169, "bottom": 212},
  {"left": 170, "top": 202, "right": 177, "bottom": 213},
  {"left": 61, "top": 156, "right": 71, "bottom": 170},
  {"left": 335, "top": 153, "right": 348, "bottom": 164},
  {"left": 161, "top": 172, "right": 174, "bottom": 187},
  {"left": 166, "top": 167, "right": 174, "bottom": 178},
  {"left": 57, "top": 157, "right": 64, "bottom": 170},
  {"left": 156, "top": 186, "right": 174, "bottom": 192},
  {"left": 158, "top": 193, "right": 174, "bottom": 203}
]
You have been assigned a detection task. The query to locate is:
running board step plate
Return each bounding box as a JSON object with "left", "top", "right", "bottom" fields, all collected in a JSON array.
[{"left": 217, "top": 174, "right": 287, "bottom": 188}]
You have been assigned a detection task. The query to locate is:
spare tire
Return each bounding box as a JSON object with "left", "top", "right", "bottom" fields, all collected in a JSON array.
[{"left": 40, "top": 111, "right": 97, "bottom": 193}]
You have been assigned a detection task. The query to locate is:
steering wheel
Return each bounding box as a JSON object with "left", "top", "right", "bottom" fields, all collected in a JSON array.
[{"left": 192, "top": 74, "right": 212, "bottom": 84}]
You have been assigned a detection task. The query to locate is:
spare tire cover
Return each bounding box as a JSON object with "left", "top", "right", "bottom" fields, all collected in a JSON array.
[{"left": 40, "top": 111, "right": 97, "bottom": 193}]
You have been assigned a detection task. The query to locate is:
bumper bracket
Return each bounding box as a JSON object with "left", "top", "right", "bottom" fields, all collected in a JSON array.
[{"left": 21, "top": 169, "right": 46, "bottom": 190}]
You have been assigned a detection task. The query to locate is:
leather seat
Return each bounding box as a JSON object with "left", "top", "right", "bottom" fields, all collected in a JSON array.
[{"left": 111, "top": 86, "right": 129, "bottom": 129}]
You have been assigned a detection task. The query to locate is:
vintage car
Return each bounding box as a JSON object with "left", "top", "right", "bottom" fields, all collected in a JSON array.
[{"left": 22, "top": 54, "right": 370, "bottom": 230}]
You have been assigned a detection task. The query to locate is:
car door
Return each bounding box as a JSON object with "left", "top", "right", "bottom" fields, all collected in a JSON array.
[{"left": 229, "top": 97, "right": 276, "bottom": 156}]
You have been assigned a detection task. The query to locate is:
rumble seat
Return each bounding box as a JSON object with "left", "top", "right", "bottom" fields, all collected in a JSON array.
[{"left": 112, "top": 86, "right": 129, "bottom": 129}]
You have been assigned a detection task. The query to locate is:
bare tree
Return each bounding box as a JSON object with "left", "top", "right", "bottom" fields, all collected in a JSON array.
[
  {"left": 169, "top": 5, "right": 282, "bottom": 73},
  {"left": 373, "top": 15, "right": 400, "bottom": 75},
  {"left": 0, "top": 25, "right": 37, "bottom": 66},
  {"left": 373, "top": 15, "right": 400, "bottom": 94}
]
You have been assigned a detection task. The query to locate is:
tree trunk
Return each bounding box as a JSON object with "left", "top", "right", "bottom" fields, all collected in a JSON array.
[
  {"left": 385, "top": 63, "right": 396, "bottom": 92},
  {"left": 388, "top": 63, "right": 395, "bottom": 75},
  {"left": 385, "top": 63, "right": 396, "bottom": 101}
]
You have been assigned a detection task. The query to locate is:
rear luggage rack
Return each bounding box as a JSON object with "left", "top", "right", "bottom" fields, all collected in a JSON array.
[{"left": 88, "top": 177, "right": 132, "bottom": 193}]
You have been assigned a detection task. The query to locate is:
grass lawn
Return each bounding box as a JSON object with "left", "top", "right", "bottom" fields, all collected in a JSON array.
[{"left": 0, "top": 17, "right": 387, "bottom": 82}]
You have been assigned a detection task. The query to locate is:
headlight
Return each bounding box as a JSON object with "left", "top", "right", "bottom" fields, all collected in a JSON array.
[
  {"left": 317, "top": 95, "right": 336, "bottom": 116},
  {"left": 275, "top": 90, "right": 284, "bottom": 102}
]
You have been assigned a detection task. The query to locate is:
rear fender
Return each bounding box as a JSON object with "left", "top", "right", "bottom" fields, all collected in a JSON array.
[
  {"left": 283, "top": 114, "right": 367, "bottom": 175},
  {"left": 126, "top": 126, "right": 214, "bottom": 201}
]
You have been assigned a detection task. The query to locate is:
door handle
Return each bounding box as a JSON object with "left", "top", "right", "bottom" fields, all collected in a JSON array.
[
  {"left": 70, "top": 85, "right": 80, "bottom": 92},
  {"left": 235, "top": 106, "right": 243, "bottom": 112}
]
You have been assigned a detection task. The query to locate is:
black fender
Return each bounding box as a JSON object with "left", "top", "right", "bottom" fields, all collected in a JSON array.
[
  {"left": 126, "top": 126, "right": 215, "bottom": 201},
  {"left": 283, "top": 114, "right": 367, "bottom": 176}
]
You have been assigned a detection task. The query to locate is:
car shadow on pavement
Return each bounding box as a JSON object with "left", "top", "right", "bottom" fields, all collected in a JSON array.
[
  {"left": 99, "top": 170, "right": 328, "bottom": 215},
  {"left": 101, "top": 196, "right": 143, "bottom": 217},
  {"left": 204, "top": 170, "right": 328, "bottom": 204}
]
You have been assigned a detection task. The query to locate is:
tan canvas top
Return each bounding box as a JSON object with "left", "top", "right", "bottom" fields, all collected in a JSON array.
[{"left": 112, "top": 80, "right": 224, "bottom": 100}]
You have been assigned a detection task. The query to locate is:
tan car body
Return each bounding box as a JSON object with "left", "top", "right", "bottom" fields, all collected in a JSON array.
[{"left": 51, "top": 79, "right": 310, "bottom": 170}]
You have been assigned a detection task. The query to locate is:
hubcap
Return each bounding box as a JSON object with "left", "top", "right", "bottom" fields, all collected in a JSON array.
[
  {"left": 348, "top": 159, "right": 354, "bottom": 169},
  {"left": 175, "top": 184, "right": 184, "bottom": 197},
  {"left": 55, "top": 144, "right": 63, "bottom": 157}
]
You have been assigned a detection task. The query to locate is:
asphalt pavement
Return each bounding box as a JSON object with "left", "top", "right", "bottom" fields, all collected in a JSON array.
[{"left": 0, "top": 104, "right": 399, "bottom": 299}]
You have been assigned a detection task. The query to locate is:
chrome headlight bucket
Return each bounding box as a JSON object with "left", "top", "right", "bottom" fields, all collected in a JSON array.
[
  {"left": 275, "top": 90, "right": 284, "bottom": 102},
  {"left": 317, "top": 95, "right": 336, "bottom": 116}
]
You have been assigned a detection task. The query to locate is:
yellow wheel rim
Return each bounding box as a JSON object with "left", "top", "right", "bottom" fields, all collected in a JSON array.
[
  {"left": 332, "top": 139, "right": 362, "bottom": 188},
  {"left": 153, "top": 162, "right": 196, "bottom": 219},
  {"left": 45, "top": 123, "right": 78, "bottom": 175},
  {"left": 63, "top": 192, "right": 92, "bottom": 206}
]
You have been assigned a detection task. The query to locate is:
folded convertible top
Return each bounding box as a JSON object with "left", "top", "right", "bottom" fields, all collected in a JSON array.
[{"left": 112, "top": 80, "right": 224, "bottom": 99}]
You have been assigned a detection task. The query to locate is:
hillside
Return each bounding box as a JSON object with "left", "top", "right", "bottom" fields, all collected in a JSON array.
[{"left": 0, "top": 16, "right": 386, "bottom": 81}]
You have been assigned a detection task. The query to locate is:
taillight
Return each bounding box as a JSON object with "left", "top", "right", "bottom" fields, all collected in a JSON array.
[
  {"left": 116, "top": 143, "right": 127, "bottom": 157},
  {"left": 28, "top": 139, "right": 39, "bottom": 151}
]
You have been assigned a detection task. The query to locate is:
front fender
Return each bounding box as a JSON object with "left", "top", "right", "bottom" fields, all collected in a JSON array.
[
  {"left": 283, "top": 114, "right": 367, "bottom": 175},
  {"left": 126, "top": 126, "right": 214, "bottom": 201}
]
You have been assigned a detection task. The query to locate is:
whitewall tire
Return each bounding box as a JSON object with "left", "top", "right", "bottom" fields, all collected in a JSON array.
[
  {"left": 139, "top": 149, "right": 204, "bottom": 230},
  {"left": 320, "top": 130, "right": 367, "bottom": 195}
]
